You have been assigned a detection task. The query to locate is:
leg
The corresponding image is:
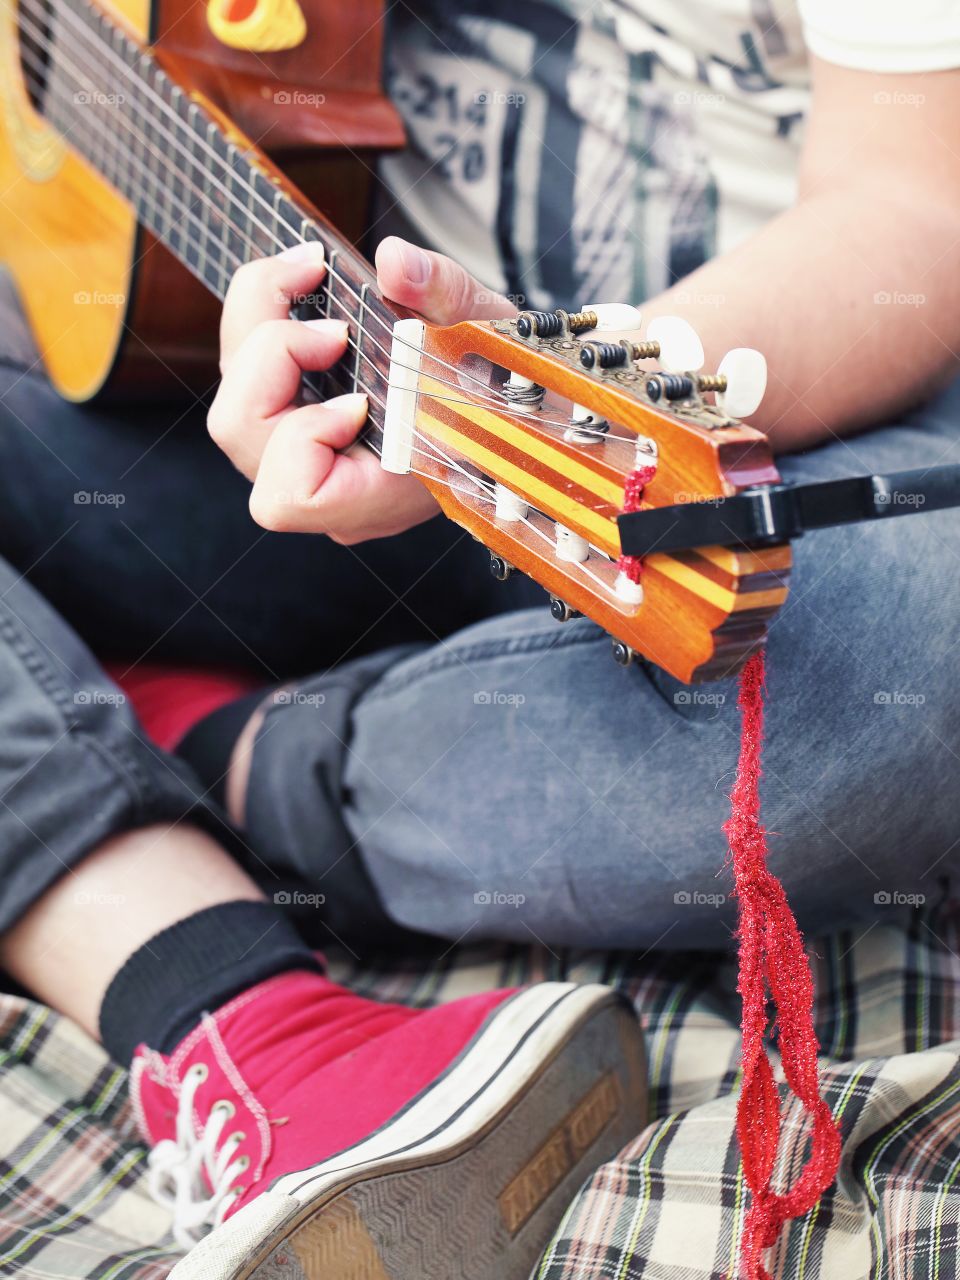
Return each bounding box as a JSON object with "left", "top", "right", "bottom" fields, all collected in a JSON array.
[
  {"left": 233, "top": 380, "right": 960, "bottom": 949},
  {"left": 0, "top": 551, "right": 639, "bottom": 1275},
  {"left": 0, "top": 342, "right": 541, "bottom": 676}
]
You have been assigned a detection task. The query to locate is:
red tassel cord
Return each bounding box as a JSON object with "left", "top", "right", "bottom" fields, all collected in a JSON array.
[
  {"left": 724, "top": 652, "right": 842, "bottom": 1278},
  {"left": 616, "top": 464, "right": 657, "bottom": 584}
]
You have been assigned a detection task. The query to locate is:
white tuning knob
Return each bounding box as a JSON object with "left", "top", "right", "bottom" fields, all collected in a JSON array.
[
  {"left": 716, "top": 348, "right": 767, "bottom": 419},
  {"left": 646, "top": 316, "right": 705, "bottom": 373},
  {"left": 580, "top": 303, "right": 644, "bottom": 332}
]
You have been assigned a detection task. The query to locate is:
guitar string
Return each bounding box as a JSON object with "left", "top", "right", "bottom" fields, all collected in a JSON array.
[
  {"left": 326, "top": 365, "right": 621, "bottom": 596},
  {"left": 17, "top": 22, "right": 638, "bottom": 449},
  {"left": 16, "top": 15, "right": 636, "bottom": 589},
  {"left": 18, "top": 0, "right": 556, "bottom": 415},
  {"left": 24, "top": 0, "right": 662, "bottom": 448}
]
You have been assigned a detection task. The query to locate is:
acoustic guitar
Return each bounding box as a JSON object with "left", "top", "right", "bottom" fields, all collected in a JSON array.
[{"left": 1, "top": 0, "right": 792, "bottom": 682}]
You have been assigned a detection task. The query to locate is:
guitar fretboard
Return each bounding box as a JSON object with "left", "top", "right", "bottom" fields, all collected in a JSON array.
[{"left": 18, "top": 0, "right": 395, "bottom": 411}]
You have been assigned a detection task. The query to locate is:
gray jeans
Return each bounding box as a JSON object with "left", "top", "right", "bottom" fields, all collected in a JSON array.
[
  {"left": 242, "top": 385, "right": 960, "bottom": 949},
  {"left": 0, "top": 359, "right": 957, "bottom": 949}
]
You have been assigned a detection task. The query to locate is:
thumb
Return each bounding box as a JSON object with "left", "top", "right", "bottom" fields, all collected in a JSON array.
[{"left": 375, "top": 236, "right": 517, "bottom": 325}]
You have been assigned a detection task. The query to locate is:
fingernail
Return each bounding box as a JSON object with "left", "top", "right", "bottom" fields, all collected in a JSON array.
[
  {"left": 325, "top": 392, "right": 368, "bottom": 415},
  {"left": 304, "top": 319, "right": 349, "bottom": 340},
  {"left": 278, "top": 241, "right": 325, "bottom": 264},
  {"left": 396, "top": 240, "right": 430, "bottom": 285}
]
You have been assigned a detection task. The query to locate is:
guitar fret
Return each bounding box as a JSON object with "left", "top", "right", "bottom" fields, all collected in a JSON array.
[
  {"left": 206, "top": 122, "right": 230, "bottom": 297},
  {"left": 354, "top": 283, "right": 369, "bottom": 394},
  {"left": 189, "top": 103, "right": 210, "bottom": 279},
  {"left": 35, "top": 0, "right": 390, "bottom": 347},
  {"left": 325, "top": 249, "right": 338, "bottom": 323}
]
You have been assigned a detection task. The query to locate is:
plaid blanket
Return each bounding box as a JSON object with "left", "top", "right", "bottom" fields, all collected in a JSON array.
[{"left": 0, "top": 902, "right": 957, "bottom": 1278}]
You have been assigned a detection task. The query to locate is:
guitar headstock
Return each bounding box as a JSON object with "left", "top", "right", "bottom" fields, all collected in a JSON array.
[{"left": 379, "top": 304, "right": 790, "bottom": 683}]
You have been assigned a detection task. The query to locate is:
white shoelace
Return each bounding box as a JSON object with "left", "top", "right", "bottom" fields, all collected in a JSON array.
[{"left": 147, "top": 1062, "right": 250, "bottom": 1251}]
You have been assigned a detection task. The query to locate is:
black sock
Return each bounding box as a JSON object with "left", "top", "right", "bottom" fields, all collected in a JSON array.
[
  {"left": 98, "top": 900, "right": 322, "bottom": 1063},
  {"left": 176, "top": 690, "right": 267, "bottom": 809}
]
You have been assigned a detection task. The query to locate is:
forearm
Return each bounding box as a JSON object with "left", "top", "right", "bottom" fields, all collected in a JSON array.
[{"left": 641, "top": 186, "right": 960, "bottom": 453}]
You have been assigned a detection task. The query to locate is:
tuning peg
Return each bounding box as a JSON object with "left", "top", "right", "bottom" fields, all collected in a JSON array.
[
  {"left": 646, "top": 317, "right": 705, "bottom": 373},
  {"left": 579, "top": 303, "right": 644, "bottom": 332},
  {"left": 715, "top": 348, "right": 767, "bottom": 419}
]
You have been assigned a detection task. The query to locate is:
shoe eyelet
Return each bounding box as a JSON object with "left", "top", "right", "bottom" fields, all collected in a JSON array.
[
  {"left": 189, "top": 1063, "right": 208, "bottom": 1083},
  {"left": 236, "top": 1155, "right": 250, "bottom": 1173},
  {"left": 212, "top": 1099, "right": 236, "bottom": 1119}
]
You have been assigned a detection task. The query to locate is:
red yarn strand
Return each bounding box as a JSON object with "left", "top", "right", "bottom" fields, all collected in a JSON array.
[
  {"left": 616, "top": 463, "right": 657, "bottom": 583},
  {"left": 724, "top": 651, "right": 842, "bottom": 1278}
]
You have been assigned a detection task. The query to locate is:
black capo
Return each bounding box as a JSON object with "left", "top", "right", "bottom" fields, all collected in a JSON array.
[{"left": 616, "top": 464, "right": 960, "bottom": 557}]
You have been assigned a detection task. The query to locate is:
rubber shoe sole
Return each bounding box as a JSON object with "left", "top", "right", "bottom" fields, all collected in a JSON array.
[{"left": 168, "top": 982, "right": 647, "bottom": 1280}]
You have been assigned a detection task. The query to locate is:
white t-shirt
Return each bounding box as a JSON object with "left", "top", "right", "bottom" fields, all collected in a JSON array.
[{"left": 378, "top": 0, "right": 960, "bottom": 311}]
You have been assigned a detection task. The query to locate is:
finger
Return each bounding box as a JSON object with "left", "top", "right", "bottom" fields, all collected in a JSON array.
[
  {"left": 249, "top": 394, "right": 439, "bottom": 541},
  {"left": 220, "top": 242, "right": 328, "bottom": 368},
  {"left": 207, "top": 318, "right": 349, "bottom": 480},
  {"left": 375, "top": 236, "right": 518, "bottom": 325}
]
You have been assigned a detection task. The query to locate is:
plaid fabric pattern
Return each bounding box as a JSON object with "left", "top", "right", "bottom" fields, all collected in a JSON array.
[{"left": 0, "top": 903, "right": 957, "bottom": 1277}]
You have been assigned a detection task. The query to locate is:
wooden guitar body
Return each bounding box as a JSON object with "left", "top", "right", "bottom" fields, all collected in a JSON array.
[{"left": 0, "top": 0, "right": 402, "bottom": 400}]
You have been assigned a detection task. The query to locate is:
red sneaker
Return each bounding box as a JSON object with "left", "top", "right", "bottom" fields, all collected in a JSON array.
[{"left": 131, "top": 971, "right": 645, "bottom": 1280}]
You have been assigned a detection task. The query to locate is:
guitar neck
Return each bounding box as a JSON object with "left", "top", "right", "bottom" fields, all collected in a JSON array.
[{"left": 26, "top": 0, "right": 398, "bottom": 412}]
